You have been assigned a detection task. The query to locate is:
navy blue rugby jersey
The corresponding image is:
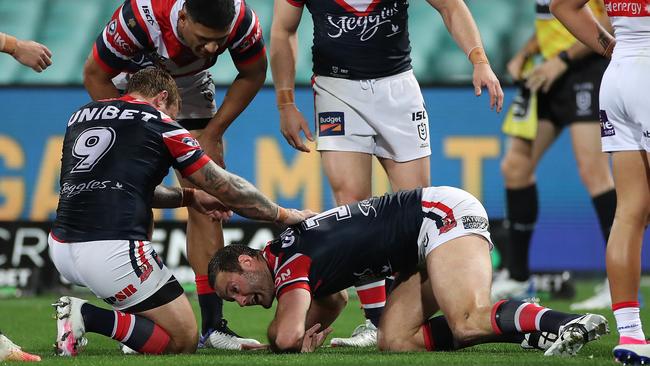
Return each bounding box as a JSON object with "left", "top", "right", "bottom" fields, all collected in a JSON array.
[
  {"left": 287, "top": 0, "right": 412, "bottom": 79},
  {"left": 51, "top": 95, "right": 209, "bottom": 242},
  {"left": 262, "top": 188, "right": 425, "bottom": 300}
]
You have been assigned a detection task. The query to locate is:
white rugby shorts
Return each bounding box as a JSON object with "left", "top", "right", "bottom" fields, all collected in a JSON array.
[
  {"left": 112, "top": 69, "right": 217, "bottom": 120},
  {"left": 313, "top": 69, "right": 431, "bottom": 162},
  {"left": 599, "top": 58, "right": 650, "bottom": 153},
  {"left": 48, "top": 234, "right": 174, "bottom": 310},
  {"left": 416, "top": 186, "right": 493, "bottom": 264}
]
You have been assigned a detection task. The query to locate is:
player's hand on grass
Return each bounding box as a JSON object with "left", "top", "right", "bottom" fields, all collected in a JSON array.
[
  {"left": 301, "top": 323, "right": 333, "bottom": 353},
  {"left": 190, "top": 189, "right": 233, "bottom": 222},
  {"left": 525, "top": 57, "right": 568, "bottom": 94},
  {"left": 279, "top": 105, "right": 314, "bottom": 153},
  {"left": 472, "top": 63, "right": 504, "bottom": 113},
  {"left": 13, "top": 39, "right": 52, "bottom": 72}
]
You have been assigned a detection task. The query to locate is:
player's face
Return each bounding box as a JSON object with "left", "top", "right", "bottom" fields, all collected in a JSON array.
[
  {"left": 178, "top": 11, "right": 230, "bottom": 58},
  {"left": 216, "top": 267, "right": 275, "bottom": 309}
]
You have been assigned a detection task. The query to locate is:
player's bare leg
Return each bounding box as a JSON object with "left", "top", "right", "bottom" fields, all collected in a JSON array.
[
  {"left": 607, "top": 151, "right": 650, "bottom": 363},
  {"left": 496, "top": 120, "right": 557, "bottom": 300},
  {"left": 322, "top": 151, "right": 382, "bottom": 347},
  {"left": 378, "top": 156, "right": 431, "bottom": 191},
  {"left": 137, "top": 293, "right": 199, "bottom": 353},
  {"left": 427, "top": 235, "right": 498, "bottom": 347},
  {"left": 377, "top": 271, "right": 438, "bottom": 351},
  {"left": 568, "top": 122, "right": 616, "bottom": 311}
]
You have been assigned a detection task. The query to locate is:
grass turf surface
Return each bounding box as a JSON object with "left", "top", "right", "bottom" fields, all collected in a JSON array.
[{"left": 0, "top": 280, "right": 645, "bottom": 365}]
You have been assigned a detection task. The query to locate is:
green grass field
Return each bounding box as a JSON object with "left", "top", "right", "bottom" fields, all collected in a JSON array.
[{"left": 0, "top": 280, "right": 645, "bottom": 365}]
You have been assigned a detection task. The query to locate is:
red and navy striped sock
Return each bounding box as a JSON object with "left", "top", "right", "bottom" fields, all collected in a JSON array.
[
  {"left": 195, "top": 275, "right": 224, "bottom": 336},
  {"left": 491, "top": 300, "right": 580, "bottom": 335},
  {"left": 356, "top": 280, "right": 386, "bottom": 327},
  {"left": 422, "top": 315, "right": 525, "bottom": 351},
  {"left": 81, "top": 303, "right": 170, "bottom": 354}
]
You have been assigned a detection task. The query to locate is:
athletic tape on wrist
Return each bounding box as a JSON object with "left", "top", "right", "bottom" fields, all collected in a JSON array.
[
  {"left": 276, "top": 88, "right": 295, "bottom": 107},
  {"left": 468, "top": 46, "right": 489, "bottom": 65},
  {"left": 0, "top": 33, "right": 17, "bottom": 55},
  {"left": 181, "top": 188, "right": 195, "bottom": 207}
]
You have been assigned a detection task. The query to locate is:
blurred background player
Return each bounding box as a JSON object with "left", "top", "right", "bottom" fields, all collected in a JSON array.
[
  {"left": 0, "top": 31, "right": 52, "bottom": 72},
  {"left": 493, "top": 0, "right": 615, "bottom": 309},
  {"left": 82, "top": 0, "right": 267, "bottom": 349},
  {"left": 270, "top": 0, "right": 503, "bottom": 347},
  {"left": 552, "top": 0, "right": 650, "bottom": 363},
  {"left": 0, "top": 30, "right": 49, "bottom": 363}
]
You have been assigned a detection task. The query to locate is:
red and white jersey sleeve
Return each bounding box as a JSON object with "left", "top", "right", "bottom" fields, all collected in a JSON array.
[
  {"left": 263, "top": 244, "right": 312, "bottom": 298},
  {"left": 93, "top": 0, "right": 152, "bottom": 74},
  {"left": 161, "top": 128, "right": 210, "bottom": 177},
  {"left": 227, "top": 0, "right": 266, "bottom": 66}
]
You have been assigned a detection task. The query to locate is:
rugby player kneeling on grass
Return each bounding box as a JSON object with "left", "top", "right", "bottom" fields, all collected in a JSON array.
[
  {"left": 210, "top": 186, "right": 609, "bottom": 355},
  {"left": 48, "top": 68, "right": 314, "bottom": 356}
]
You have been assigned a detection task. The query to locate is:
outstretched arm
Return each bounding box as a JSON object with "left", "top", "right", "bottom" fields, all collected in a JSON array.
[
  {"left": 0, "top": 32, "right": 52, "bottom": 72},
  {"left": 187, "top": 160, "right": 313, "bottom": 224},
  {"left": 427, "top": 0, "right": 504, "bottom": 112}
]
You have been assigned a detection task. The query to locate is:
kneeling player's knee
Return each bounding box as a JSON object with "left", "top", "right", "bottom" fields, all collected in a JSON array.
[
  {"left": 377, "top": 329, "right": 418, "bottom": 352},
  {"left": 167, "top": 330, "right": 198, "bottom": 354}
]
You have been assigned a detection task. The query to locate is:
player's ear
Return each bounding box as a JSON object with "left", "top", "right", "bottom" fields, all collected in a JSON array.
[
  {"left": 152, "top": 90, "right": 169, "bottom": 109},
  {"left": 238, "top": 254, "right": 253, "bottom": 270}
]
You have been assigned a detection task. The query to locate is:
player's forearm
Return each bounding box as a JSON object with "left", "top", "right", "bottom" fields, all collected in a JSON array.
[
  {"left": 206, "top": 65, "right": 266, "bottom": 137},
  {"left": 518, "top": 33, "right": 540, "bottom": 59},
  {"left": 551, "top": 0, "right": 615, "bottom": 57},
  {"left": 431, "top": 0, "right": 487, "bottom": 58},
  {"left": 151, "top": 185, "right": 183, "bottom": 208},
  {"left": 270, "top": 29, "right": 298, "bottom": 93},
  {"left": 267, "top": 319, "right": 303, "bottom": 353},
  {"left": 189, "top": 161, "right": 280, "bottom": 222}
]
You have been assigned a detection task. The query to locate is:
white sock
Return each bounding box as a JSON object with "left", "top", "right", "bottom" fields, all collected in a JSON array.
[{"left": 614, "top": 307, "right": 646, "bottom": 344}]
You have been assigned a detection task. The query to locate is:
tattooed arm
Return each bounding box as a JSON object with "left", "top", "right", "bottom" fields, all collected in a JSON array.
[
  {"left": 551, "top": 0, "right": 616, "bottom": 58},
  {"left": 187, "top": 160, "right": 314, "bottom": 224}
]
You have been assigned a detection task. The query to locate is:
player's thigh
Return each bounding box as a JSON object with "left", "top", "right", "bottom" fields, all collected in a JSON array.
[
  {"left": 418, "top": 187, "right": 493, "bottom": 334},
  {"left": 137, "top": 292, "right": 198, "bottom": 352},
  {"left": 378, "top": 156, "right": 431, "bottom": 191},
  {"left": 321, "top": 151, "right": 373, "bottom": 204},
  {"left": 611, "top": 151, "right": 650, "bottom": 220},
  {"left": 306, "top": 290, "right": 348, "bottom": 329},
  {"left": 427, "top": 234, "right": 492, "bottom": 330},
  {"left": 379, "top": 271, "right": 437, "bottom": 345}
]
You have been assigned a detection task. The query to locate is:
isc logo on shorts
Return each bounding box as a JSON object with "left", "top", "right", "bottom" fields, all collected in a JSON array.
[{"left": 318, "top": 112, "right": 345, "bottom": 136}]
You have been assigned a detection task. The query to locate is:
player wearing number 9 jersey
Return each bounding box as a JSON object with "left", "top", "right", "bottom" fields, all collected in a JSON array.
[
  {"left": 209, "top": 187, "right": 607, "bottom": 355},
  {"left": 48, "top": 68, "right": 313, "bottom": 357}
]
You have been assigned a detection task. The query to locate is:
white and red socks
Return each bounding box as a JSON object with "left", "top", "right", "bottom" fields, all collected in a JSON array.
[
  {"left": 356, "top": 280, "right": 386, "bottom": 327},
  {"left": 613, "top": 301, "right": 647, "bottom": 345}
]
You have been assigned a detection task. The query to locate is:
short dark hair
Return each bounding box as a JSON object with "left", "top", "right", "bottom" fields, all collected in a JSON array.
[
  {"left": 185, "top": 0, "right": 235, "bottom": 30},
  {"left": 208, "top": 244, "right": 261, "bottom": 287},
  {"left": 125, "top": 68, "right": 180, "bottom": 110}
]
